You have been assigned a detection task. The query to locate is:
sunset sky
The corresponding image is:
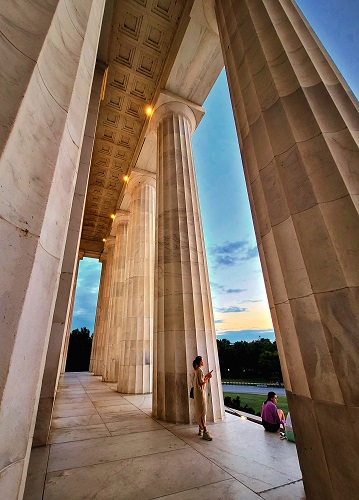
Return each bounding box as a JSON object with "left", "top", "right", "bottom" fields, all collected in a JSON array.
[{"left": 71, "top": 0, "right": 359, "bottom": 343}]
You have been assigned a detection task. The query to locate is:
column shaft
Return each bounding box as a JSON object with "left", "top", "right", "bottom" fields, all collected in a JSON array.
[
  {"left": 215, "top": 0, "right": 359, "bottom": 498},
  {"left": 152, "top": 101, "right": 225, "bottom": 423},
  {"left": 103, "top": 217, "right": 129, "bottom": 382},
  {"left": 61, "top": 268, "right": 77, "bottom": 374},
  {"left": 33, "top": 65, "right": 104, "bottom": 446},
  {"left": 118, "top": 173, "right": 155, "bottom": 394},
  {"left": 93, "top": 257, "right": 109, "bottom": 375},
  {"left": 90, "top": 260, "right": 106, "bottom": 373},
  {"left": 100, "top": 241, "right": 115, "bottom": 378},
  {"left": 0, "top": 0, "right": 105, "bottom": 496}
]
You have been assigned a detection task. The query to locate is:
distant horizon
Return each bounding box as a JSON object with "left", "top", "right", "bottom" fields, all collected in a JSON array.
[{"left": 216, "top": 329, "right": 275, "bottom": 344}]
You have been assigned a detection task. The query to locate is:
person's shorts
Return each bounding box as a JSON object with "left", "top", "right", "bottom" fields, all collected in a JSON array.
[{"left": 262, "top": 419, "right": 280, "bottom": 432}]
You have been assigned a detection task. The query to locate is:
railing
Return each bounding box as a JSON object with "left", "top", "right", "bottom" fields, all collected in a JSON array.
[{"left": 222, "top": 381, "right": 284, "bottom": 387}]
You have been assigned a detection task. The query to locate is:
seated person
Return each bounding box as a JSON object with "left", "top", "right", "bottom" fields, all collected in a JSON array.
[{"left": 261, "top": 391, "right": 285, "bottom": 433}]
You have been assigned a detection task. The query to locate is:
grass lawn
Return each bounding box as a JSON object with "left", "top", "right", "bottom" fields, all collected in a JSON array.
[{"left": 223, "top": 392, "right": 289, "bottom": 416}]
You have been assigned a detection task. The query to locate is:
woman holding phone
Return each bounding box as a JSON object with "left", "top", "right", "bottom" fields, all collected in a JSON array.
[{"left": 192, "top": 355, "right": 213, "bottom": 441}]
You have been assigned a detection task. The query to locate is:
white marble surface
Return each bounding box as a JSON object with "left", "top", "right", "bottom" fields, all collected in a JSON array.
[
  {"left": 216, "top": 1, "right": 359, "bottom": 497},
  {"left": 25, "top": 372, "right": 305, "bottom": 499},
  {"left": 152, "top": 101, "right": 224, "bottom": 424},
  {"left": 118, "top": 171, "right": 155, "bottom": 394}
]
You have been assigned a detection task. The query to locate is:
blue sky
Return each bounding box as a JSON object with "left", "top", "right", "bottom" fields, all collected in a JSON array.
[{"left": 71, "top": 0, "right": 359, "bottom": 343}]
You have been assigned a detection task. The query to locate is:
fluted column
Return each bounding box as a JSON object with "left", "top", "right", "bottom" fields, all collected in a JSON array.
[
  {"left": 118, "top": 171, "right": 156, "bottom": 394},
  {"left": 151, "top": 100, "right": 224, "bottom": 423},
  {"left": 60, "top": 270, "right": 77, "bottom": 374},
  {"left": 90, "top": 259, "right": 106, "bottom": 373},
  {"left": 215, "top": 1, "right": 359, "bottom": 498},
  {"left": 0, "top": 1, "right": 105, "bottom": 496},
  {"left": 35, "top": 61, "right": 105, "bottom": 445},
  {"left": 92, "top": 255, "right": 108, "bottom": 375},
  {"left": 103, "top": 214, "right": 129, "bottom": 383},
  {"left": 99, "top": 240, "right": 115, "bottom": 378}
]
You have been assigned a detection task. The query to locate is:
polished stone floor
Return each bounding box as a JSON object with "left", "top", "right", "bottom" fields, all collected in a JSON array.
[{"left": 24, "top": 372, "right": 305, "bottom": 499}]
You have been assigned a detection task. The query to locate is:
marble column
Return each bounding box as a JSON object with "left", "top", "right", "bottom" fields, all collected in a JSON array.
[
  {"left": 92, "top": 255, "right": 109, "bottom": 376},
  {"left": 118, "top": 171, "right": 156, "bottom": 394},
  {"left": 100, "top": 239, "right": 115, "bottom": 378},
  {"left": 90, "top": 259, "right": 106, "bottom": 374},
  {"left": 0, "top": 0, "right": 105, "bottom": 497},
  {"left": 60, "top": 267, "right": 77, "bottom": 374},
  {"left": 151, "top": 100, "right": 225, "bottom": 423},
  {"left": 34, "top": 64, "right": 105, "bottom": 446},
  {"left": 215, "top": 0, "right": 359, "bottom": 498},
  {"left": 103, "top": 214, "right": 129, "bottom": 382}
]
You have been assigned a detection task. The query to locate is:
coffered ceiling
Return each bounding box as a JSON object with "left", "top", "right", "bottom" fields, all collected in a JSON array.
[
  {"left": 80, "top": 0, "right": 224, "bottom": 258},
  {"left": 80, "top": 0, "right": 189, "bottom": 255}
]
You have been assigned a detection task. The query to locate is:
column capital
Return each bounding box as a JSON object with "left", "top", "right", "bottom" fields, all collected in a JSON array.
[
  {"left": 190, "top": 0, "right": 217, "bottom": 34},
  {"left": 103, "top": 236, "right": 116, "bottom": 251},
  {"left": 149, "top": 90, "right": 204, "bottom": 136},
  {"left": 111, "top": 211, "right": 130, "bottom": 235},
  {"left": 127, "top": 169, "right": 156, "bottom": 194}
]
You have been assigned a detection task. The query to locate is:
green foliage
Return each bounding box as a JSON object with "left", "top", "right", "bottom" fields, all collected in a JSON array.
[
  {"left": 224, "top": 395, "right": 256, "bottom": 415},
  {"left": 217, "top": 337, "right": 283, "bottom": 382},
  {"left": 66, "top": 327, "right": 93, "bottom": 372},
  {"left": 223, "top": 392, "right": 289, "bottom": 416}
]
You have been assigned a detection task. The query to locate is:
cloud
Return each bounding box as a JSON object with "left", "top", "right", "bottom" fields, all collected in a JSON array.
[
  {"left": 213, "top": 241, "right": 247, "bottom": 254},
  {"left": 210, "top": 240, "right": 258, "bottom": 267},
  {"left": 73, "top": 307, "right": 88, "bottom": 317},
  {"left": 71, "top": 258, "right": 102, "bottom": 332},
  {"left": 241, "top": 246, "right": 258, "bottom": 260},
  {"left": 241, "top": 299, "right": 262, "bottom": 303},
  {"left": 210, "top": 282, "right": 246, "bottom": 295},
  {"left": 215, "top": 255, "right": 238, "bottom": 266},
  {"left": 215, "top": 306, "right": 247, "bottom": 313},
  {"left": 210, "top": 282, "right": 226, "bottom": 292}
]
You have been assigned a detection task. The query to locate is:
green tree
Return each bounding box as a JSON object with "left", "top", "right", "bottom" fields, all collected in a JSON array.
[
  {"left": 217, "top": 337, "right": 283, "bottom": 381},
  {"left": 65, "top": 327, "right": 93, "bottom": 372}
]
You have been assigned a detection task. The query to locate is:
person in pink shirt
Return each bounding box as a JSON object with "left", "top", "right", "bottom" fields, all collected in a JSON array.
[{"left": 261, "top": 391, "right": 285, "bottom": 433}]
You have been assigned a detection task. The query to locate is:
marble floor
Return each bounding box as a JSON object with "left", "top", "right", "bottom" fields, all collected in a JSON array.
[{"left": 24, "top": 372, "right": 305, "bottom": 499}]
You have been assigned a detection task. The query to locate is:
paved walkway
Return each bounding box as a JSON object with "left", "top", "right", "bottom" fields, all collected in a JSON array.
[
  {"left": 24, "top": 372, "right": 305, "bottom": 499},
  {"left": 223, "top": 384, "right": 286, "bottom": 396}
]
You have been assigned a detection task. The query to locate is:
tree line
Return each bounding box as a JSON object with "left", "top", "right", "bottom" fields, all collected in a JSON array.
[
  {"left": 65, "top": 327, "right": 93, "bottom": 372},
  {"left": 216, "top": 337, "right": 282, "bottom": 382},
  {"left": 65, "top": 328, "right": 282, "bottom": 383}
]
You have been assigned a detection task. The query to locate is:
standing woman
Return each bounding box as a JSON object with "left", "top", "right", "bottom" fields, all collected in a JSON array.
[{"left": 193, "top": 355, "right": 213, "bottom": 441}]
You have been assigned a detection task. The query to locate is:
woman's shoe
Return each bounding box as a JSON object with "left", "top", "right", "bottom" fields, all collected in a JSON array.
[
  {"left": 202, "top": 431, "right": 212, "bottom": 441},
  {"left": 198, "top": 428, "right": 203, "bottom": 436}
]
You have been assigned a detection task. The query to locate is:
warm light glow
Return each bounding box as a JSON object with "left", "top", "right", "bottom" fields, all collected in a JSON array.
[
  {"left": 145, "top": 105, "right": 153, "bottom": 116},
  {"left": 102, "top": 238, "right": 106, "bottom": 243},
  {"left": 123, "top": 175, "right": 129, "bottom": 182},
  {"left": 110, "top": 214, "right": 116, "bottom": 220},
  {"left": 240, "top": 415, "right": 247, "bottom": 420}
]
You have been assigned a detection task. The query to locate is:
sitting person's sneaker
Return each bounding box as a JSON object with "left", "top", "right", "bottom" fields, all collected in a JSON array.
[
  {"left": 202, "top": 430, "right": 212, "bottom": 441},
  {"left": 198, "top": 428, "right": 203, "bottom": 436}
]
